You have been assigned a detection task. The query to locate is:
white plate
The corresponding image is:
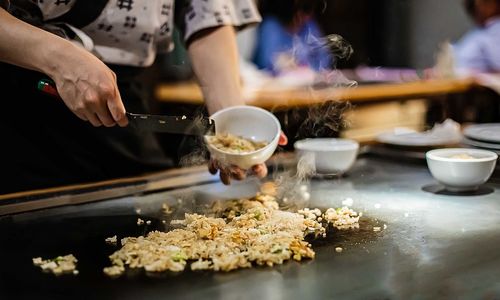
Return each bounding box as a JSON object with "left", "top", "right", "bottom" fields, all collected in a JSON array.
[
  {"left": 464, "top": 124, "right": 500, "bottom": 143},
  {"left": 462, "top": 137, "right": 500, "bottom": 150},
  {"left": 376, "top": 131, "right": 461, "bottom": 147}
]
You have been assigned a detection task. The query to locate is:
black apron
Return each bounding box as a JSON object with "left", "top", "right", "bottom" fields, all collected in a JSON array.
[
  {"left": 0, "top": 1, "right": 177, "bottom": 194},
  {"left": 0, "top": 64, "right": 173, "bottom": 194}
]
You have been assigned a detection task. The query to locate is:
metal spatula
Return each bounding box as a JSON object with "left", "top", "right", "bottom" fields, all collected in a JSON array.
[{"left": 37, "top": 79, "right": 215, "bottom": 135}]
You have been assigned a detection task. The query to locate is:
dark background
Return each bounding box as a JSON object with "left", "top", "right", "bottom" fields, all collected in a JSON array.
[{"left": 315, "top": 0, "right": 473, "bottom": 69}]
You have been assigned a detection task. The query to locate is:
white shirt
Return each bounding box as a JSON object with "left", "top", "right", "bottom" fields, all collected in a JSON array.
[
  {"left": 453, "top": 17, "right": 500, "bottom": 73},
  {"left": 23, "top": 0, "right": 261, "bottom": 67}
]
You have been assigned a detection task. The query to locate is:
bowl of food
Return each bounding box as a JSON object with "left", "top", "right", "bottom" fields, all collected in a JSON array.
[
  {"left": 205, "top": 106, "right": 281, "bottom": 170},
  {"left": 426, "top": 148, "right": 498, "bottom": 192},
  {"left": 294, "top": 138, "right": 359, "bottom": 175}
]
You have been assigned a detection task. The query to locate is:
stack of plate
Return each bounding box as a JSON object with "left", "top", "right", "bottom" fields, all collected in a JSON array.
[
  {"left": 376, "top": 131, "right": 461, "bottom": 147},
  {"left": 376, "top": 119, "right": 463, "bottom": 148},
  {"left": 371, "top": 128, "right": 462, "bottom": 160},
  {"left": 463, "top": 124, "right": 500, "bottom": 155}
]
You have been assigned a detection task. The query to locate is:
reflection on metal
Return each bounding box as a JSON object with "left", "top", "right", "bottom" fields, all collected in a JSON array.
[
  {"left": 422, "top": 184, "right": 495, "bottom": 196},
  {"left": 0, "top": 167, "right": 218, "bottom": 216}
]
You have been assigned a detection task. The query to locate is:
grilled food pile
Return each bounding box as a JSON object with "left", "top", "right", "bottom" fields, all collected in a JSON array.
[{"left": 103, "top": 183, "right": 361, "bottom": 276}]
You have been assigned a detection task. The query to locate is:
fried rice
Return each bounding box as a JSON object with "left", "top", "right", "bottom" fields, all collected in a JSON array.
[
  {"left": 103, "top": 186, "right": 361, "bottom": 276},
  {"left": 206, "top": 133, "right": 268, "bottom": 154}
]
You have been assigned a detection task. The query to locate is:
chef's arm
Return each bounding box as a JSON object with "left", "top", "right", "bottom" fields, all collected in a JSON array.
[
  {"left": 0, "top": 8, "right": 127, "bottom": 127},
  {"left": 187, "top": 25, "right": 244, "bottom": 115},
  {"left": 187, "top": 25, "right": 288, "bottom": 184}
]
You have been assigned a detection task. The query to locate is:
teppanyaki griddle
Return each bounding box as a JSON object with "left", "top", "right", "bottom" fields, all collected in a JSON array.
[{"left": 1, "top": 156, "right": 500, "bottom": 300}]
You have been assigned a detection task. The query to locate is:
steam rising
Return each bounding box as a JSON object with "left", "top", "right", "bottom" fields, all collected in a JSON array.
[
  {"left": 178, "top": 112, "right": 210, "bottom": 168},
  {"left": 293, "top": 100, "right": 351, "bottom": 139},
  {"left": 317, "top": 34, "right": 354, "bottom": 62},
  {"left": 295, "top": 152, "right": 316, "bottom": 180},
  {"left": 175, "top": 31, "right": 356, "bottom": 209},
  {"left": 178, "top": 137, "right": 208, "bottom": 167},
  {"left": 268, "top": 33, "right": 356, "bottom": 209}
]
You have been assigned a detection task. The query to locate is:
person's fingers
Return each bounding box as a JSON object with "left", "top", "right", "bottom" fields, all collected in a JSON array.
[
  {"left": 72, "top": 106, "right": 88, "bottom": 122},
  {"left": 229, "top": 166, "right": 246, "bottom": 181},
  {"left": 219, "top": 168, "right": 231, "bottom": 185},
  {"left": 251, "top": 164, "right": 268, "bottom": 178},
  {"left": 75, "top": 113, "right": 88, "bottom": 122},
  {"left": 106, "top": 84, "right": 128, "bottom": 127},
  {"left": 91, "top": 100, "right": 116, "bottom": 127},
  {"left": 209, "top": 159, "right": 267, "bottom": 183},
  {"left": 115, "top": 113, "right": 129, "bottom": 127},
  {"left": 208, "top": 158, "right": 218, "bottom": 175},
  {"left": 278, "top": 131, "right": 288, "bottom": 146},
  {"left": 86, "top": 113, "right": 103, "bottom": 127},
  {"left": 81, "top": 88, "right": 112, "bottom": 126}
]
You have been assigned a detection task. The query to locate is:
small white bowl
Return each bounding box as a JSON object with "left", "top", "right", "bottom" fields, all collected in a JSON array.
[
  {"left": 205, "top": 106, "right": 281, "bottom": 170},
  {"left": 294, "top": 138, "right": 359, "bottom": 175},
  {"left": 426, "top": 148, "right": 498, "bottom": 192}
]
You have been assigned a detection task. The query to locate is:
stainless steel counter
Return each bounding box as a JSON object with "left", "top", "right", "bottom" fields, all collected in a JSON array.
[{"left": 1, "top": 156, "right": 500, "bottom": 300}]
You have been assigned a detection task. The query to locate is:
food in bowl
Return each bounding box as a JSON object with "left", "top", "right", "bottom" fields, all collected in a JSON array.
[
  {"left": 205, "top": 106, "right": 281, "bottom": 170},
  {"left": 294, "top": 138, "right": 359, "bottom": 175},
  {"left": 205, "top": 133, "right": 268, "bottom": 154},
  {"left": 426, "top": 148, "right": 498, "bottom": 192},
  {"left": 449, "top": 153, "right": 475, "bottom": 160}
]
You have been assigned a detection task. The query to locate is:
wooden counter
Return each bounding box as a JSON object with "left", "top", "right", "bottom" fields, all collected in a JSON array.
[{"left": 155, "top": 77, "right": 478, "bottom": 109}]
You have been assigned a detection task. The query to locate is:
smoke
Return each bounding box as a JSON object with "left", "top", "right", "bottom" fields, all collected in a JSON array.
[
  {"left": 315, "top": 34, "right": 354, "bottom": 62},
  {"left": 271, "top": 168, "right": 312, "bottom": 210},
  {"left": 294, "top": 151, "right": 316, "bottom": 181},
  {"left": 292, "top": 32, "right": 355, "bottom": 137},
  {"left": 294, "top": 100, "right": 351, "bottom": 139},
  {"left": 270, "top": 30, "right": 356, "bottom": 140},
  {"left": 314, "top": 69, "right": 358, "bottom": 88},
  {"left": 178, "top": 138, "right": 208, "bottom": 167},
  {"left": 271, "top": 104, "right": 349, "bottom": 210},
  {"left": 265, "top": 32, "right": 357, "bottom": 210},
  {"left": 174, "top": 29, "right": 356, "bottom": 211},
  {"left": 177, "top": 110, "right": 211, "bottom": 168}
]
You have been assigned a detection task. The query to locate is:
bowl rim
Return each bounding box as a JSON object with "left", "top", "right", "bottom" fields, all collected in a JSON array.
[
  {"left": 426, "top": 148, "right": 498, "bottom": 162},
  {"left": 206, "top": 105, "right": 281, "bottom": 156},
  {"left": 294, "top": 138, "right": 360, "bottom": 152}
]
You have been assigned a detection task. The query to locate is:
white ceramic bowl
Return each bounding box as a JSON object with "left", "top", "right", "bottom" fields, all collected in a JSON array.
[
  {"left": 294, "top": 138, "right": 359, "bottom": 175},
  {"left": 205, "top": 106, "right": 281, "bottom": 170},
  {"left": 426, "top": 148, "right": 498, "bottom": 192}
]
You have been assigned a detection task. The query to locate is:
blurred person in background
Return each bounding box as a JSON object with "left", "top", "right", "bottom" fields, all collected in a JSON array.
[
  {"left": 0, "top": 0, "right": 286, "bottom": 194},
  {"left": 432, "top": 0, "right": 500, "bottom": 125},
  {"left": 252, "top": 0, "right": 333, "bottom": 75},
  {"left": 453, "top": 0, "right": 500, "bottom": 73}
]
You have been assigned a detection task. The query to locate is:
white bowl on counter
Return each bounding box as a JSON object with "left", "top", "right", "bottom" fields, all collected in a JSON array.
[
  {"left": 426, "top": 148, "right": 498, "bottom": 192},
  {"left": 205, "top": 105, "right": 281, "bottom": 170},
  {"left": 294, "top": 138, "right": 359, "bottom": 175}
]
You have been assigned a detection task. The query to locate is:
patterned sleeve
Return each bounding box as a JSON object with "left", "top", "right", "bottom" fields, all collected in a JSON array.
[{"left": 179, "top": 0, "right": 261, "bottom": 43}]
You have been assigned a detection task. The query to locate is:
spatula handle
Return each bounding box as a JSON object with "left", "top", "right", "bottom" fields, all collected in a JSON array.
[{"left": 37, "top": 79, "right": 60, "bottom": 98}]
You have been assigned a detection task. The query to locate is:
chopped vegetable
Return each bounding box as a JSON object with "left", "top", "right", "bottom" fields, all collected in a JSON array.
[{"left": 32, "top": 254, "right": 78, "bottom": 276}]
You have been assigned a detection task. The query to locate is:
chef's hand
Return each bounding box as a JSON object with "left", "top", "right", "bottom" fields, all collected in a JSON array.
[
  {"left": 48, "top": 43, "right": 128, "bottom": 127},
  {"left": 0, "top": 8, "right": 127, "bottom": 127},
  {"left": 208, "top": 132, "right": 288, "bottom": 185}
]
